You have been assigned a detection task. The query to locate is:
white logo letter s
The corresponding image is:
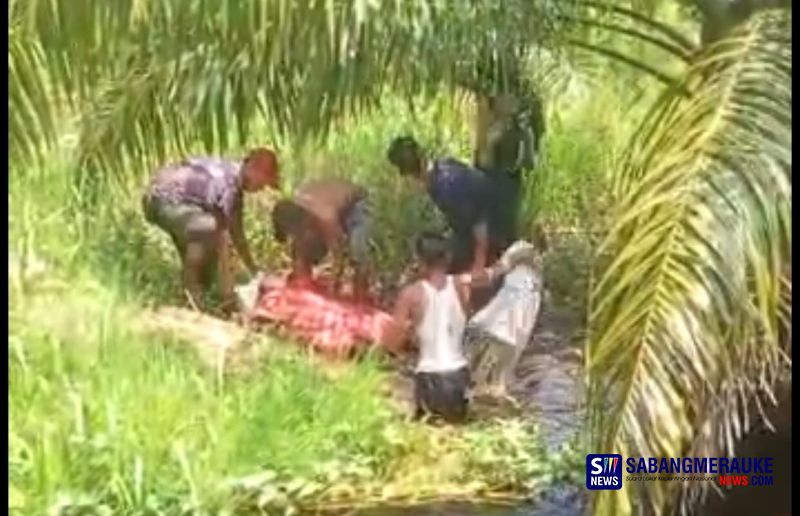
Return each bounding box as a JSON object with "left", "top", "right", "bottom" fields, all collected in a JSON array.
[{"left": 591, "top": 458, "right": 603, "bottom": 475}]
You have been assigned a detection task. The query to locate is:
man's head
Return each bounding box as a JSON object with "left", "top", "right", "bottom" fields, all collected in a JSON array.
[
  {"left": 241, "top": 147, "right": 280, "bottom": 192},
  {"left": 271, "top": 200, "right": 327, "bottom": 265},
  {"left": 415, "top": 231, "right": 452, "bottom": 270},
  {"left": 386, "top": 136, "right": 424, "bottom": 179}
]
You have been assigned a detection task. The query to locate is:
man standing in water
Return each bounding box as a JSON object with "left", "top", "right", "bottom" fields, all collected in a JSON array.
[
  {"left": 385, "top": 232, "right": 529, "bottom": 423},
  {"left": 142, "top": 148, "right": 280, "bottom": 310}
]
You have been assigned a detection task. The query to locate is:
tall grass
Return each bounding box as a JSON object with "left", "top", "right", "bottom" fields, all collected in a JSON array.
[{"left": 9, "top": 80, "right": 644, "bottom": 513}]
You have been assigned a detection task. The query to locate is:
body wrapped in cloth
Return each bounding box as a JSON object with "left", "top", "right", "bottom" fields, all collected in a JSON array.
[
  {"left": 242, "top": 275, "right": 393, "bottom": 357},
  {"left": 466, "top": 241, "right": 543, "bottom": 396}
]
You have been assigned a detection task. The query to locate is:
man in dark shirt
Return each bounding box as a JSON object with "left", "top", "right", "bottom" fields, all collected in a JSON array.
[
  {"left": 386, "top": 136, "right": 501, "bottom": 275},
  {"left": 142, "top": 148, "right": 279, "bottom": 309},
  {"left": 475, "top": 92, "right": 545, "bottom": 256},
  {"left": 271, "top": 177, "right": 373, "bottom": 302}
]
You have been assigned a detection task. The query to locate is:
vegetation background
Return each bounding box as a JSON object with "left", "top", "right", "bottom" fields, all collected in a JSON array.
[{"left": 8, "top": 1, "right": 791, "bottom": 515}]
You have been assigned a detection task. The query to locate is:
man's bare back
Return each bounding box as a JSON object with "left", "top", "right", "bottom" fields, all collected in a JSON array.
[
  {"left": 274, "top": 177, "right": 372, "bottom": 300},
  {"left": 293, "top": 178, "right": 366, "bottom": 225}
]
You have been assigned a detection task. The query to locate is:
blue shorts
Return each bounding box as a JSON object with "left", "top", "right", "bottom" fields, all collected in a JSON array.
[{"left": 343, "top": 198, "right": 372, "bottom": 267}]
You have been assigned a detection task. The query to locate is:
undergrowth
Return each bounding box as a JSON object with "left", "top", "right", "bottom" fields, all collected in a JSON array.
[{"left": 8, "top": 82, "right": 647, "bottom": 513}]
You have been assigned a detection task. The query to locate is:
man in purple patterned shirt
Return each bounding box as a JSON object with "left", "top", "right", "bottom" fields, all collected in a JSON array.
[{"left": 142, "top": 148, "right": 280, "bottom": 309}]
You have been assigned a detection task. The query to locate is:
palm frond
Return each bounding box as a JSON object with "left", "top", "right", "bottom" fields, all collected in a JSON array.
[
  {"left": 8, "top": 29, "right": 58, "bottom": 166},
  {"left": 9, "top": 0, "right": 587, "bottom": 176},
  {"left": 554, "top": 0, "right": 704, "bottom": 91},
  {"left": 568, "top": 1, "right": 698, "bottom": 57},
  {"left": 587, "top": 9, "right": 791, "bottom": 516}
]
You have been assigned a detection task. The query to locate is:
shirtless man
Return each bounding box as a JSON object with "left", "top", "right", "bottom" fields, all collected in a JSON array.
[
  {"left": 384, "top": 232, "right": 528, "bottom": 423},
  {"left": 271, "top": 177, "right": 372, "bottom": 300}
]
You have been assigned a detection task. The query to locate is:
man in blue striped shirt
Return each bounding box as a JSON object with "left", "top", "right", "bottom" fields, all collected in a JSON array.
[{"left": 142, "top": 148, "right": 279, "bottom": 309}]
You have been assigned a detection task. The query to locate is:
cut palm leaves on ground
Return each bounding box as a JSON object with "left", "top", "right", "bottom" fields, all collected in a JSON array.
[{"left": 587, "top": 10, "right": 791, "bottom": 516}]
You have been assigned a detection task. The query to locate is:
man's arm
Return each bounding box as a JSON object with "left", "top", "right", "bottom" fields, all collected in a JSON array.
[
  {"left": 383, "top": 285, "right": 417, "bottom": 353},
  {"left": 229, "top": 199, "right": 258, "bottom": 275},
  {"left": 471, "top": 220, "right": 490, "bottom": 272},
  {"left": 456, "top": 261, "right": 510, "bottom": 308},
  {"left": 458, "top": 241, "right": 538, "bottom": 306},
  {"left": 217, "top": 230, "right": 236, "bottom": 309}
]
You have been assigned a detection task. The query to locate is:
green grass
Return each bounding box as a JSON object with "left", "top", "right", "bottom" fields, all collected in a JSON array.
[
  {"left": 9, "top": 266, "right": 575, "bottom": 513},
  {"left": 9, "top": 276, "right": 396, "bottom": 513},
  {"left": 8, "top": 82, "right": 644, "bottom": 513}
]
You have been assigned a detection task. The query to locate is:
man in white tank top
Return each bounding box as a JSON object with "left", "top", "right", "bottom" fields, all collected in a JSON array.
[{"left": 385, "top": 232, "right": 528, "bottom": 423}]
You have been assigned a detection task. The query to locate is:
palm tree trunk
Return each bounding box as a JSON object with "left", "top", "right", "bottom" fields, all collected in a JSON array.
[
  {"left": 473, "top": 93, "right": 492, "bottom": 167},
  {"left": 472, "top": 92, "right": 523, "bottom": 170}
]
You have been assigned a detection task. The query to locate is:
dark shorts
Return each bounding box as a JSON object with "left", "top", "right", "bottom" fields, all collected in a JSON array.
[
  {"left": 448, "top": 230, "right": 508, "bottom": 272},
  {"left": 414, "top": 366, "right": 471, "bottom": 424},
  {"left": 343, "top": 198, "right": 373, "bottom": 266},
  {"left": 448, "top": 166, "right": 520, "bottom": 275},
  {"left": 486, "top": 167, "right": 522, "bottom": 249},
  {"left": 449, "top": 229, "right": 475, "bottom": 275},
  {"left": 448, "top": 230, "right": 503, "bottom": 311},
  {"left": 143, "top": 195, "right": 221, "bottom": 286},
  {"left": 143, "top": 195, "right": 220, "bottom": 252}
]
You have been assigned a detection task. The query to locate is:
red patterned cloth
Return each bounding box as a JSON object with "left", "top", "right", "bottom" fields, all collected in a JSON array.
[{"left": 250, "top": 275, "right": 393, "bottom": 355}]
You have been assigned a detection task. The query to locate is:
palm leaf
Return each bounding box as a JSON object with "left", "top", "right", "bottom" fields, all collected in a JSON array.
[
  {"left": 8, "top": 33, "right": 56, "bottom": 166},
  {"left": 8, "top": 0, "right": 589, "bottom": 176},
  {"left": 587, "top": 9, "right": 791, "bottom": 516}
]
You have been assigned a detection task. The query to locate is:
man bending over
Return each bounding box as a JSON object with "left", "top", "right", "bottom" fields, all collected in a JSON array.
[
  {"left": 386, "top": 136, "right": 499, "bottom": 275},
  {"left": 271, "top": 177, "right": 372, "bottom": 301},
  {"left": 143, "top": 148, "right": 280, "bottom": 310}
]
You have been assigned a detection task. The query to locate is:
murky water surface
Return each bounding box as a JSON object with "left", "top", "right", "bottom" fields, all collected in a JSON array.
[{"left": 368, "top": 302, "right": 589, "bottom": 516}]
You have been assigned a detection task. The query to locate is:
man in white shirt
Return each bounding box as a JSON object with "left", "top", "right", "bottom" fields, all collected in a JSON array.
[{"left": 385, "top": 233, "right": 529, "bottom": 423}]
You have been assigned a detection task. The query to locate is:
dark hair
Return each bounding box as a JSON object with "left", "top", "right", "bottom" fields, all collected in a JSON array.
[
  {"left": 386, "top": 136, "right": 423, "bottom": 176},
  {"left": 414, "top": 231, "right": 451, "bottom": 268}
]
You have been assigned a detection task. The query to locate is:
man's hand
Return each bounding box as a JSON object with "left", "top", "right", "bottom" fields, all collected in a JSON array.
[
  {"left": 382, "top": 319, "right": 409, "bottom": 354},
  {"left": 229, "top": 201, "right": 258, "bottom": 276},
  {"left": 384, "top": 285, "right": 417, "bottom": 353}
]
